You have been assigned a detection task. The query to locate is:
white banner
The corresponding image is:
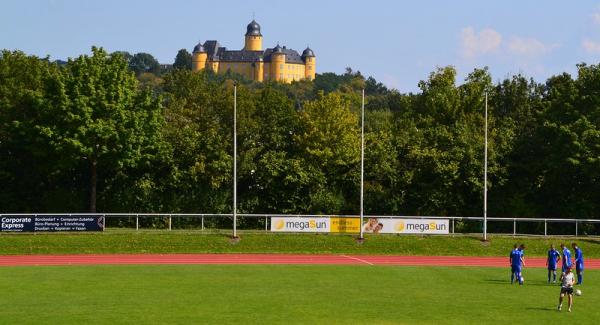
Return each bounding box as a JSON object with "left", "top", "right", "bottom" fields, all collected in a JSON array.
[
  {"left": 363, "top": 218, "right": 449, "bottom": 234},
  {"left": 271, "top": 217, "right": 330, "bottom": 232}
]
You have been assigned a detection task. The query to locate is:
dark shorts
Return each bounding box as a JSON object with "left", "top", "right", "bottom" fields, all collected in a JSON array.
[
  {"left": 511, "top": 265, "right": 522, "bottom": 273},
  {"left": 560, "top": 287, "right": 573, "bottom": 295},
  {"left": 576, "top": 264, "right": 584, "bottom": 273},
  {"left": 547, "top": 265, "right": 557, "bottom": 271}
]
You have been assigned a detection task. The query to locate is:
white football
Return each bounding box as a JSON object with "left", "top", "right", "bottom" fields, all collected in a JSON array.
[{"left": 575, "top": 289, "right": 582, "bottom": 296}]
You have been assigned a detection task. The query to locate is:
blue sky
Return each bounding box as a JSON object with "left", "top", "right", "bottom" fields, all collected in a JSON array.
[{"left": 2, "top": 0, "right": 600, "bottom": 92}]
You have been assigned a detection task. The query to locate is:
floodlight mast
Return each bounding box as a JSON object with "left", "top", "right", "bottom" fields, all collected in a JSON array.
[
  {"left": 233, "top": 85, "right": 238, "bottom": 238},
  {"left": 360, "top": 89, "right": 365, "bottom": 240},
  {"left": 483, "top": 92, "right": 488, "bottom": 241}
]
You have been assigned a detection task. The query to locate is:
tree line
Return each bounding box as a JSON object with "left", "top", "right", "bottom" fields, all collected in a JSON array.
[{"left": 1, "top": 47, "right": 599, "bottom": 223}]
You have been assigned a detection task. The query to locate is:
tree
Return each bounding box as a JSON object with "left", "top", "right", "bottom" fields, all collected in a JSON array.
[
  {"left": 41, "top": 47, "right": 164, "bottom": 212},
  {"left": 0, "top": 50, "right": 69, "bottom": 211},
  {"left": 173, "top": 49, "right": 192, "bottom": 70},
  {"left": 129, "top": 52, "right": 161, "bottom": 75},
  {"left": 161, "top": 70, "right": 233, "bottom": 213},
  {"left": 294, "top": 92, "right": 360, "bottom": 213}
]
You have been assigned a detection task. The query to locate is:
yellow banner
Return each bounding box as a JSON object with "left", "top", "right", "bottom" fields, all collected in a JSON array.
[{"left": 330, "top": 217, "right": 361, "bottom": 233}]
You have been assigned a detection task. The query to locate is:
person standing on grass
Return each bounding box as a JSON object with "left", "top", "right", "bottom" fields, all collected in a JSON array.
[
  {"left": 547, "top": 244, "right": 561, "bottom": 283},
  {"left": 509, "top": 244, "right": 524, "bottom": 285},
  {"left": 560, "top": 243, "right": 572, "bottom": 273},
  {"left": 572, "top": 243, "right": 584, "bottom": 285},
  {"left": 558, "top": 265, "right": 575, "bottom": 312}
]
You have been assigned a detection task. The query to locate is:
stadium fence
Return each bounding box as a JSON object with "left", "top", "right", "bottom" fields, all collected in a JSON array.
[{"left": 1, "top": 213, "right": 600, "bottom": 237}]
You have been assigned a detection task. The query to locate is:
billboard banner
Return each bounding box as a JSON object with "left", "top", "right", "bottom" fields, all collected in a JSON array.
[
  {"left": 330, "top": 217, "right": 361, "bottom": 233},
  {"left": 271, "top": 217, "right": 330, "bottom": 232},
  {"left": 1, "top": 216, "right": 105, "bottom": 232},
  {"left": 363, "top": 218, "right": 449, "bottom": 234}
]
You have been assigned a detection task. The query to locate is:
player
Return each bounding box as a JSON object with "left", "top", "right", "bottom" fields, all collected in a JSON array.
[
  {"left": 558, "top": 265, "right": 575, "bottom": 312},
  {"left": 546, "top": 244, "right": 561, "bottom": 283},
  {"left": 560, "top": 243, "right": 572, "bottom": 273},
  {"left": 509, "top": 244, "right": 525, "bottom": 285},
  {"left": 572, "top": 243, "right": 584, "bottom": 285}
]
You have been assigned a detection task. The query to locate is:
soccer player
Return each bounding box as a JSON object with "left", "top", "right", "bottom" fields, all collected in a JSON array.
[
  {"left": 572, "top": 243, "right": 584, "bottom": 285},
  {"left": 509, "top": 244, "right": 525, "bottom": 285},
  {"left": 560, "top": 243, "right": 572, "bottom": 273},
  {"left": 558, "top": 266, "right": 575, "bottom": 312},
  {"left": 546, "top": 244, "right": 561, "bottom": 283}
]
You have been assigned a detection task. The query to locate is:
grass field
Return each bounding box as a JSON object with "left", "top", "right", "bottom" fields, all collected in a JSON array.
[
  {"left": 1, "top": 230, "right": 600, "bottom": 256},
  {"left": 0, "top": 265, "right": 598, "bottom": 324}
]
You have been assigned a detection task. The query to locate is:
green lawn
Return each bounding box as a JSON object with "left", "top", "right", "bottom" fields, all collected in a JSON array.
[
  {"left": 1, "top": 230, "right": 600, "bottom": 257},
  {"left": 0, "top": 265, "right": 598, "bottom": 324}
]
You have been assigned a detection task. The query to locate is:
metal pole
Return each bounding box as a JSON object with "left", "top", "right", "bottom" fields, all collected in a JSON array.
[
  {"left": 169, "top": 215, "right": 172, "bottom": 231},
  {"left": 575, "top": 220, "right": 578, "bottom": 237},
  {"left": 359, "top": 89, "right": 365, "bottom": 240},
  {"left": 136, "top": 215, "right": 139, "bottom": 231},
  {"left": 201, "top": 216, "right": 204, "bottom": 231},
  {"left": 233, "top": 85, "right": 238, "bottom": 238},
  {"left": 483, "top": 92, "right": 488, "bottom": 241},
  {"left": 544, "top": 220, "right": 547, "bottom": 237},
  {"left": 452, "top": 218, "right": 455, "bottom": 234},
  {"left": 265, "top": 216, "right": 268, "bottom": 231},
  {"left": 513, "top": 219, "right": 516, "bottom": 237}
]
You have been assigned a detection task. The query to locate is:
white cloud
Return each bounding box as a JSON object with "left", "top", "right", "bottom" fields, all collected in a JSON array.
[
  {"left": 460, "top": 27, "right": 502, "bottom": 59},
  {"left": 381, "top": 74, "right": 401, "bottom": 90},
  {"left": 582, "top": 39, "right": 600, "bottom": 54},
  {"left": 507, "top": 37, "right": 558, "bottom": 57},
  {"left": 593, "top": 12, "right": 600, "bottom": 25}
]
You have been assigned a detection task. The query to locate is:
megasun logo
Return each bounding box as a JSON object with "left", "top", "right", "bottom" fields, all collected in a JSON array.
[
  {"left": 405, "top": 221, "right": 447, "bottom": 232},
  {"left": 285, "top": 219, "right": 327, "bottom": 230},
  {"left": 395, "top": 221, "right": 405, "bottom": 231},
  {"left": 275, "top": 220, "right": 285, "bottom": 229},
  {"left": 271, "top": 217, "right": 330, "bottom": 232}
]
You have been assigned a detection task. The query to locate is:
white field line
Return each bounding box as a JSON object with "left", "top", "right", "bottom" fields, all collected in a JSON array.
[{"left": 341, "top": 255, "right": 374, "bottom": 265}]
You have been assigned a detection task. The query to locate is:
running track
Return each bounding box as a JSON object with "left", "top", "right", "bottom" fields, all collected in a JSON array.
[{"left": 0, "top": 254, "right": 599, "bottom": 268}]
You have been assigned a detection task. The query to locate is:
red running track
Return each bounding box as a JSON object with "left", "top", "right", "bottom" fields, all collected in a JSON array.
[{"left": 0, "top": 254, "right": 599, "bottom": 268}]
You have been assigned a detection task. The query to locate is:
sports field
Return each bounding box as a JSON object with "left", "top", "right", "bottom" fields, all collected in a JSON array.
[
  {"left": 1, "top": 264, "right": 598, "bottom": 324},
  {"left": 2, "top": 234, "right": 599, "bottom": 324}
]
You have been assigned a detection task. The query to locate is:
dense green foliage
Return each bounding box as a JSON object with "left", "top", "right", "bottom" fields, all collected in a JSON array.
[
  {"left": 1, "top": 231, "right": 599, "bottom": 256},
  {"left": 1, "top": 265, "right": 599, "bottom": 324},
  {"left": 1, "top": 47, "right": 599, "bottom": 220}
]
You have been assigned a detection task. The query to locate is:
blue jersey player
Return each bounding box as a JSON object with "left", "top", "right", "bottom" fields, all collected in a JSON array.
[
  {"left": 546, "top": 244, "right": 561, "bottom": 283},
  {"left": 509, "top": 244, "right": 525, "bottom": 285},
  {"left": 572, "top": 243, "right": 584, "bottom": 285},
  {"left": 560, "top": 243, "right": 572, "bottom": 273}
]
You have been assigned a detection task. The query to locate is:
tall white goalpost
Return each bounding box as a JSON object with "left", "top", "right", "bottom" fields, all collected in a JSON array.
[
  {"left": 359, "top": 89, "right": 365, "bottom": 240},
  {"left": 233, "top": 85, "right": 238, "bottom": 239},
  {"left": 483, "top": 92, "right": 488, "bottom": 241}
]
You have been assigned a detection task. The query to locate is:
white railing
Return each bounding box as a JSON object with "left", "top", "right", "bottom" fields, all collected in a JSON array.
[{"left": 1, "top": 213, "right": 599, "bottom": 236}]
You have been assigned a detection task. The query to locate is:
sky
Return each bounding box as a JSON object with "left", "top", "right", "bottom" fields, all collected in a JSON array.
[{"left": 2, "top": 0, "right": 600, "bottom": 92}]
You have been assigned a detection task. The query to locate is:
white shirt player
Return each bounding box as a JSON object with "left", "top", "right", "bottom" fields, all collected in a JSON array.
[{"left": 561, "top": 272, "right": 574, "bottom": 288}]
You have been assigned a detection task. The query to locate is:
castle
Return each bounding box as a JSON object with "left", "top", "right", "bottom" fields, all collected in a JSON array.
[{"left": 192, "top": 20, "right": 316, "bottom": 83}]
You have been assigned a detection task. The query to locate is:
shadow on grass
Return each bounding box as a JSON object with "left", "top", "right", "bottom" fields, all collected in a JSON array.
[
  {"left": 483, "top": 279, "right": 556, "bottom": 287},
  {"left": 525, "top": 307, "right": 555, "bottom": 312}
]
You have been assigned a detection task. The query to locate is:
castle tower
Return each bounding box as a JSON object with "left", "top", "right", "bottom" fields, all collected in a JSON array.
[
  {"left": 254, "top": 58, "right": 264, "bottom": 82},
  {"left": 192, "top": 42, "right": 207, "bottom": 72},
  {"left": 302, "top": 47, "right": 316, "bottom": 80},
  {"left": 244, "top": 20, "right": 262, "bottom": 51},
  {"left": 270, "top": 44, "right": 285, "bottom": 81}
]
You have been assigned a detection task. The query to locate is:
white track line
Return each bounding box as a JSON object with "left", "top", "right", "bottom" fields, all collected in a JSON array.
[{"left": 341, "top": 255, "right": 374, "bottom": 265}]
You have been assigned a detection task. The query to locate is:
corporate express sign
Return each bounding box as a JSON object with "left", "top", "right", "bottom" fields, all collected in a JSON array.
[
  {"left": 270, "top": 217, "right": 448, "bottom": 234},
  {"left": 1, "top": 216, "right": 105, "bottom": 232}
]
